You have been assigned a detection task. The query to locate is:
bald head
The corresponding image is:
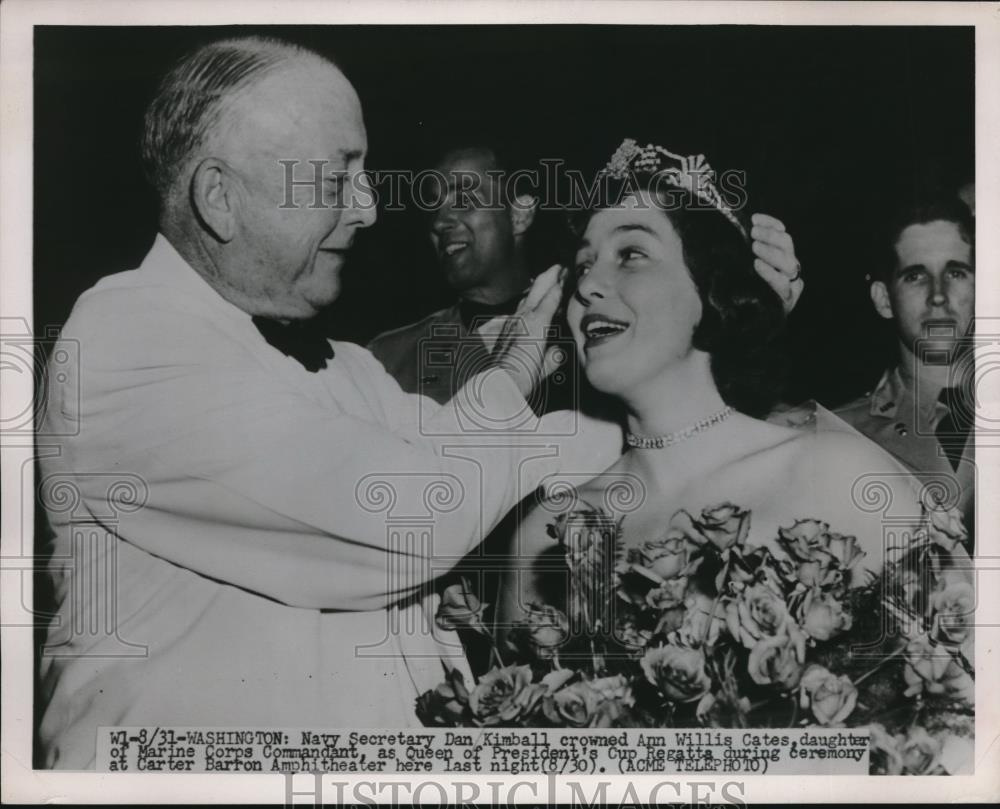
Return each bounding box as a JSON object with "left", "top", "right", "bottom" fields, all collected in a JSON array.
[
  {"left": 142, "top": 36, "right": 376, "bottom": 320},
  {"left": 141, "top": 36, "right": 350, "bottom": 208},
  {"left": 208, "top": 55, "right": 363, "bottom": 199}
]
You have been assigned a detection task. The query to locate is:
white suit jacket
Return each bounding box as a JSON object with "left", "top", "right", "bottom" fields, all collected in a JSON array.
[{"left": 37, "top": 235, "right": 618, "bottom": 768}]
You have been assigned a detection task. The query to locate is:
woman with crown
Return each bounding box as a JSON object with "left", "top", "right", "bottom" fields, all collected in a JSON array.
[{"left": 496, "top": 141, "right": 972, "bottom": 673}]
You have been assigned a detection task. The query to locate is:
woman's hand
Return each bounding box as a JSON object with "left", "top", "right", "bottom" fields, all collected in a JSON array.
[{"left": 751, "top": 213, "right": 803, "bottom": 313}]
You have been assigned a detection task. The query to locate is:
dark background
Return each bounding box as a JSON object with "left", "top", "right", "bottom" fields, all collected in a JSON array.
[{"left": 33, "top": 25, "right": 974, "bottom": 406}]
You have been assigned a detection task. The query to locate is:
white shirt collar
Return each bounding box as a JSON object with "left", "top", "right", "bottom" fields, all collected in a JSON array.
[{"left": 142, "top": 233, "right": 256, "bottom": 328}]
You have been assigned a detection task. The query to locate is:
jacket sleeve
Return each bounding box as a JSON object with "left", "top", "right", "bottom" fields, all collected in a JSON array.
[{"left": 50, "top": 302, "right": 590, "bottom": 612}]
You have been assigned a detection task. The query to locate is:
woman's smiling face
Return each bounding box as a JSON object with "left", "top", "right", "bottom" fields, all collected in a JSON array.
[{"left": 568, "top": 192, "right": 704, "bottom": 397}]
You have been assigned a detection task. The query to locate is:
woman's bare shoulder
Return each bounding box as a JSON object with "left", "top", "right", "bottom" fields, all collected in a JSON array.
[
  {"left": 791, "top": 426, "right": 909, "bottom": 479},
  {"left": 785, "top": 423, "right": 925, "bottom": 527}
]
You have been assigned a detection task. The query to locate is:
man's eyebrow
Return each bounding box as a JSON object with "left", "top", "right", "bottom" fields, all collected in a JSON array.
[{"left": 894, "top": 259, "right": 974, "bottom": 277}]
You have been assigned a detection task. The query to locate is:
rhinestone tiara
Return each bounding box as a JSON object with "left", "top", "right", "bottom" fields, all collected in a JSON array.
[{"left": 597, "top": 138, "right": 747, "bottom": 239}]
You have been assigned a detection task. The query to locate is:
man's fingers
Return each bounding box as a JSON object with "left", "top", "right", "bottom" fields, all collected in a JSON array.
[
  {"left": 751, "top": 212, "right": 786, "bottom": 232},
  {"left": 521, "top": 264, "right": 562, "bottom": 311},
  {"left": 534, "top": 269, "right": 564, "bottom": 317}
]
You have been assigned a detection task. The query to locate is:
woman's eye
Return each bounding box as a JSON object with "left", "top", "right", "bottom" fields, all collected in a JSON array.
[
  {"left": 619, "top": 247, "right": 645, "bottom": 263},
  {"left": 574, "top": 262, "right": 591, "bottom": 278}
]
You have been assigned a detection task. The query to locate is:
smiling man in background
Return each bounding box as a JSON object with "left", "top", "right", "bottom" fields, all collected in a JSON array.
[{"left": 369, "top": 143, "right": 550, "bottom": 405}]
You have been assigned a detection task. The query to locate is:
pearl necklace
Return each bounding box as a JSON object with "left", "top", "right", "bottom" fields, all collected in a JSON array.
[{"left": 625, "top": 406, "right": 735, "bottom": 449}]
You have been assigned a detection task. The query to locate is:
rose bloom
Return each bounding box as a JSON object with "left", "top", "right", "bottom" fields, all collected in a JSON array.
[
  {"left": 726, "top": 582, "right": 791, "bottom": 648},
  {"left": 698, "top": 503, "right": 751, "bottom": 551},
  {"left": 728, "top": 544, "right": 776, "bottom": 587},
  {"left": 678, "top": 592, "right": 726, "bottom": 647},
  {"left": 898, "top": 727, "right": 944, "bottom": 775},
  {"left": 798, "top": 590, "right": 853, "bottom": 641},
  {"left": 614, "top": 618, "right": 654, "bottom": 650},
  {"left": 589, "top": 696, "right": 637, "bottom": 728},
  {"left": 416, "top": 667, "right": 470, "bottom": 726},
  {"left": 468, "top": 664, "right": 544, "bottom": 726},
  {"left": 435, "top": 577, "right": 488, "bottom": 634},
  {"left": 640, "top": 644, "right": 712, "bottom": 702},
  {"left": 931, "top": 581, "right": 975, "bottom": 645},
  {"left": 670, "top": 503, "right": 750, "bottom": 553},
  {"left": 747, "top": 635, "right": 805, "bottom": 691},
  {"left": 542, "top": 681, "right": 603, "bottom": 727},
  {"left": 799, "top": 664, "right": 857, "bottom": 726},
  {"left": 636, "top": 534, "right": 690, "bottom": 580},
  {"left": 927, "top": 504, "right": 968, "bottom": 552},
  {"left": 777, "top": 520, "right": 865, "bottom": 590},
  {"left": 890, "top": 562, "right": 928, "bottom": 616},
  {"left": 587, "top": 674, "right": 633, "bottom": 702},
  {"left": 645, "top": 576, "right": 688, "bottom": 610},
  {"left": 514, "top": 603, "right": 570, "bottom": 660},
  {"left": 543, "top": 675, "right": 632, "bottom": 728},
  {"left": 902, "top": 633, "right": 974, "bottom": 706},
  {"left": 776, "top": 518, "right": 828, "bottom": 557},
  {"left": 822, "top": 532, "right": 865, "bottom": 572},
  {"left": 868, "top": 723, "right": 904, "bottom": 775}
]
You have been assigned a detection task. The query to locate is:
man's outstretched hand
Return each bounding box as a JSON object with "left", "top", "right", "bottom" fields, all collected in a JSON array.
[{"left": 491, "top": 264, "right": 567, "bottom": 399}]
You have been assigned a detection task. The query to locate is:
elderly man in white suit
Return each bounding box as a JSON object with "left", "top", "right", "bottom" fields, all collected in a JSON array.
[
  {"left": 37, "top": 36, "right": 619, "bottom": 769},
  {"left": 37, "top": 36, "right": 801, "bottom": 768}
]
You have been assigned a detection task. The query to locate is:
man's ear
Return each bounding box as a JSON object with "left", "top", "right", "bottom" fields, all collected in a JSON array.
[
  {"left": 190, "top": 158, "right": 238, "bottom": 243},
  {"left": 510, "top": 194, "right": 538, "bottom": 237},
  {"left": 870, "top": 279, "right": 894, "bottom": 320}
]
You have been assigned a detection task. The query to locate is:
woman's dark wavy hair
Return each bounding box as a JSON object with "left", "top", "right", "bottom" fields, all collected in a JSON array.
[{"left": 567, "top": 173, "right": 786, "bottom": 418}]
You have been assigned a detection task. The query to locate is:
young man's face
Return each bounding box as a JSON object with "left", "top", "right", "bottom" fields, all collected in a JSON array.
[
  {"left": 426, "top": 148, "right": 519, "bottom": 295},
  {"left": 872, "top": 219, "right": 974, "bottom": 361}
]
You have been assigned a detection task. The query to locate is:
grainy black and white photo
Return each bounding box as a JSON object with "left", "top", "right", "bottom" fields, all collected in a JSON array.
[{"left": 1, "top": 2, "right": 994, "bottom": 803}]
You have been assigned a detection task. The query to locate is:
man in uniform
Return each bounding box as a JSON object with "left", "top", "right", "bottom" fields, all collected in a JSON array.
[{"left": 835, "top": 194, "right": 975, "bottom": 538}]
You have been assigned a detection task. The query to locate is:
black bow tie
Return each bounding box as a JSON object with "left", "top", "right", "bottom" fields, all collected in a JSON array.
[{"left": 252, "top": 316, "right": 334, "bottom": 372}]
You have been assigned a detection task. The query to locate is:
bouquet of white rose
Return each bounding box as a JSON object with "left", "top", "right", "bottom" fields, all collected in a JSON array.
[{"left": 417, "top": 501, "right": 973, "bottom": 775}]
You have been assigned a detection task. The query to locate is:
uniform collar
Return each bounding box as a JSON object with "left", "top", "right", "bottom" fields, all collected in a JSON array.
[
  {"left": 869, "top": 365, "right": 949, "bottom": 428},
  {"left": 868, "top": 368, "right": 902, "bottom": 418},
  {"left": 458, "top": 293, "right": 523, "bottom": 332}
]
